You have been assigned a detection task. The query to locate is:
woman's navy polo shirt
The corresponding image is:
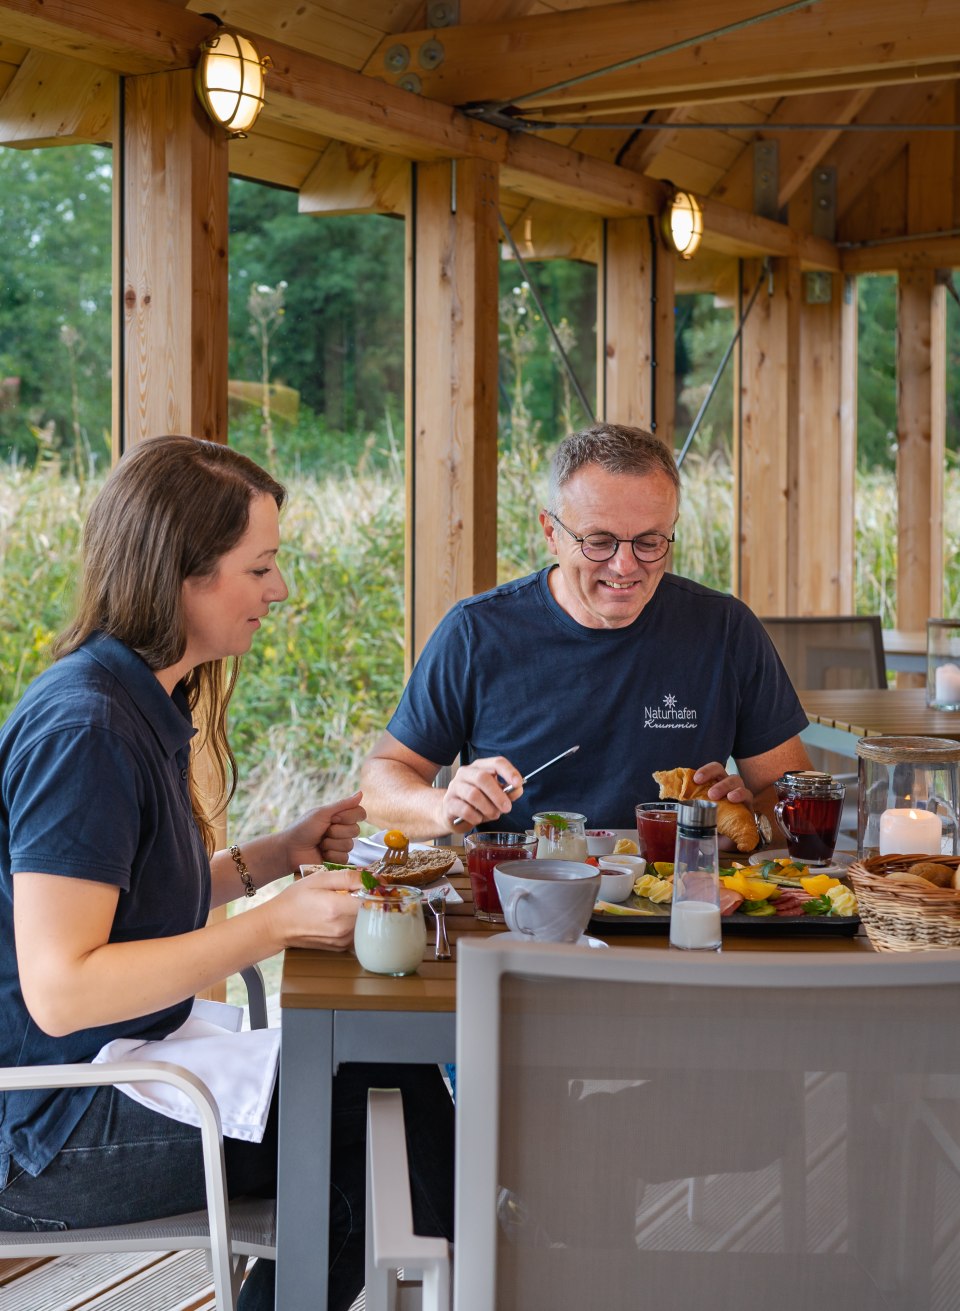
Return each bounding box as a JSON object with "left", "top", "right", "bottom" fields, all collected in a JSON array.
[{"left": 0, "top": 634, "right": 211, "bottom": 1181}]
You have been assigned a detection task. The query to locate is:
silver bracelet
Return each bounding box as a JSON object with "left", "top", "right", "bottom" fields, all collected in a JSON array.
[{"left": 230, "top": 843, "right": 257, "bottom": 898}]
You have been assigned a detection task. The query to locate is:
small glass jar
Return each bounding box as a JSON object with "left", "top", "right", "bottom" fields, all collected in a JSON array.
[
  {"left": 353, "top": 886, "right": 426, "bottom": 976},
  {"left": 531, "top": 811, "right": 588, "bottom": 861},
  {"left": 926, "top": 619, "right": 960, "bottom": 710},
  {"left": 856, "top": 736, "right": 960, "bottom": 859}
]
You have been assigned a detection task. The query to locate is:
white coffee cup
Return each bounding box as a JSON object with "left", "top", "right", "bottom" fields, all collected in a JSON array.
[{"left": 494, "top": 859, "right": 601, "bottom": 943}]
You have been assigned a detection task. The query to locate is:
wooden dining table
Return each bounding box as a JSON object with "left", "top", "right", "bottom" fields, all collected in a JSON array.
[
  {"left": 801, "top": 687, "right": 960, "bottom": 758},
  {"left": 273, "top": 872, "right": 872, "bottom": 1311}
]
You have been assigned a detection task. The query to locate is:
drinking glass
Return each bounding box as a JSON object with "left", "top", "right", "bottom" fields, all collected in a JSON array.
[
  {"left": 635, "top": 801, "right": 679, "bottom": 866},
  {"left": 531, "top": 812, "right": 588, "bottom": 861},
  {"left": 464, "top": 831, "right": 537, "bottom": 922}
]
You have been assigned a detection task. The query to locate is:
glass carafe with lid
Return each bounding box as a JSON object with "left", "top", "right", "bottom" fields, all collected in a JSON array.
[{"left": 669, "top": 799, "right": 722, "bottom": 952}]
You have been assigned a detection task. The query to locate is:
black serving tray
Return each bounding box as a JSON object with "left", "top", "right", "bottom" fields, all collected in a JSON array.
[{"left": 588, "top": 900, "right": 860, "bottom": 938}]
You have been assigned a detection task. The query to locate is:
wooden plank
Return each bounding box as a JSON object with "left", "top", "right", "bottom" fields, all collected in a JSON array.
[
  {"left": 204, "top": 0, "right": 396, "bottom": 70},
  {"left": 299, "top": 139, "right": 409, "bottom": 215},
  {"left": 699, "top": 196, "right": 840, "bottom": 268},
  {"left": 229, "top": 131, "right": 321, "bottom": 190},
  {"left": 896, "top": 269, "right": 945, "bottom": 630},
  {"left": 0, "top": 47, "right": 115, "bottom": 145},
  {"left": 408, "top": 157, "right": 500, "bottom": 664},
  {"left": 734, "top": 257, "right": 792, "bottom": 611},
  {"left": 502, "top": 199, "right": 600, "bottom": 261},
  {"left": 907, "top": 83, "right": 956, "bottom": 237},
  {"left": 838, "top": 276, "right": 857, "bottom": 611},
  {"left": 597, "top": 216, "right": 675, "bottom": 445},
  {"left": 122, "top": 68, "right": 228, "bottom": 445},
  {"left": 373, "top": 0, "right": 960, "bottom": 110},
  {"left": 842, "top": 234, "right": 960, "bottom": 275}
]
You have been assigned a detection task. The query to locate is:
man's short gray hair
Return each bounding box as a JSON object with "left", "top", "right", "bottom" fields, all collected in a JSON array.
[{"left": 547, "top": 423, "right": 680, "bottom": 512}]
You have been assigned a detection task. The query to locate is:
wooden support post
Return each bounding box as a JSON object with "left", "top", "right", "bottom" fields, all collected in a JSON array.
[
  {"left": 121, "top": 68, "right": 228, "bottom": 447},
  {"left": 734, "top": 258, "right": 795, "bottom": 613},
  {"left": 736, "top": 258, "right": 854, "bottom": 615},
  {"left": 597, "top": 218, "right": 675, "bottom": 448},
  {"left": 407, "top": 157, "right": 500, "bottom": 667},
  {"left": 896, "top": 270, "right": 946, "bottom": 633}
]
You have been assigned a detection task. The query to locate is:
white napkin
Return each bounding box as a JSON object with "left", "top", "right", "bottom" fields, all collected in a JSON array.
[
  {"left": 346, "top": 830, "right": 464, "bottom": 904},
  {"left": 92, "top": 999, "right": 279, "bottom": 1143}
]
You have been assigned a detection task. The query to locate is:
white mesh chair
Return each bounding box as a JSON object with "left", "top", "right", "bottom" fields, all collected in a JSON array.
[
  {"left": 0, "top": 965, "right": 275, "bottom": 1311},
  {"left": 368, "top": 941, "right": 960, "bottom": 1311}
]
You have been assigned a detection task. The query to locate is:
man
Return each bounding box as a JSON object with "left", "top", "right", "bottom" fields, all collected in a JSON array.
[{"left": 361, "top": 423, "right": 811, "bottom": 839}]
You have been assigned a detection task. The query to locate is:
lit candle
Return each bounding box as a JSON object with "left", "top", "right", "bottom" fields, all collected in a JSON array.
[
  {"left": 934, "top": 662, "right": 960, "bottom": 707},
  {"left": 878, "top": 807, "right": 942, "bottom": 856}
]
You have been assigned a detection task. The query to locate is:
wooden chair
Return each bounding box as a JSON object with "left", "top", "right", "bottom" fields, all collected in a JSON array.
[
  {"left": 0, "top": 966, "right": 275, "bottom": 1311},
  {"left": 367, "top": 941, "right": 960, "bottom": 1311}
]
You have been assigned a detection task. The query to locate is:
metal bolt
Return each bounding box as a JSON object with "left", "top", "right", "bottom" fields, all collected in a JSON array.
[
  {"left": 419, "top": 38, "right": 445, "bottom": 70},
  {"left": 385, "top": 44, "right": 410, "bottom": 72},
  {"left": 398, "top": 72, "right": 422, "bottom": 94},
  {"left": 428, "top": 1, "right": 457, "bottom": 24}
]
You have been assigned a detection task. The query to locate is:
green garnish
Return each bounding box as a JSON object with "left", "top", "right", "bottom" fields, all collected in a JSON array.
[
  {"left": 801, "top": 894, "right": 833, "bottom": 916},
  {"left": 360, "top": 868, "right": 382, "bottom": 891},
  {"left": 539, "top": 812, "right": 569, "bottom": 831}
]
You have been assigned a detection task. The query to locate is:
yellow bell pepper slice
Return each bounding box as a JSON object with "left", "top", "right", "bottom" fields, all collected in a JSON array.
[
  {"left": 799, "top": 873, "right": 840, "bottom": 897},
  {"left": 720, "top": 872, "right": 779, "bottom": 901}
]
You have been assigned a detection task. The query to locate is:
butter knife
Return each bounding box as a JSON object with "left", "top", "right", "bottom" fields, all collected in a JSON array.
[{"left": 453, "top": 744, "right": 580, "bottom": 828}]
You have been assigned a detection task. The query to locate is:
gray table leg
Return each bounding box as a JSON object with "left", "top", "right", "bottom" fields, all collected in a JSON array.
[{"left": 276, "top": 1008, "right": 334, "bottom": 1311}]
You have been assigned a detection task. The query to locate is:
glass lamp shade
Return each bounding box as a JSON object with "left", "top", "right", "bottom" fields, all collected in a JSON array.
[
  {"left": 196, "top": 30, "right": 268, "bottom": 137},
  {"left": 662, "top": 190, "right": 703, "bottom": 260}
]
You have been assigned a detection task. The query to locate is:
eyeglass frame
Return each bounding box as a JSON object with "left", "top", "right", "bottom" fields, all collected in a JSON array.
[{"left": 547, "top": 511, "right": 676, "bottom": 563}]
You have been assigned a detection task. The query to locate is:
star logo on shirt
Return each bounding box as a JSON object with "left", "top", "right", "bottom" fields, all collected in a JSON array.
[{"left": 663, "top": 693, "right": 677, "bottom": 709}]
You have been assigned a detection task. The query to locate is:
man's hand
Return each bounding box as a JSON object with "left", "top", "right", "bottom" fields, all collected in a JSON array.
[
  {"left": 693, "top": 762, "right": 754, "bottom": 807},
  {"left": 441, "top": 757, "right": 524, "bottom": 832}
]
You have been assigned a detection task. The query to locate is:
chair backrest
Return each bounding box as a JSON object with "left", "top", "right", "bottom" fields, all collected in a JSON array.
[
  {"left": 454, "top": 939, "right": 960, "bottom": 1311},
  {"left": 759, "top": 614, "right": 886, "bottom": 690}
]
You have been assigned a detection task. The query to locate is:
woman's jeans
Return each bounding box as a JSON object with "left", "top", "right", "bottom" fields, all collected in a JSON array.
[{"left": 0, "top": 1062, "right": 455, "bottom": 1311}]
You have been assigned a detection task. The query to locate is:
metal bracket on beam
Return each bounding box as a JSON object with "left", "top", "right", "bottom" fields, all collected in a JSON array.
[
  {"left": 753, "top": 141, "right": 779, "bottom": 221},
  {"left": 804, "top": 271, "right": 833, "bottom": 304},
  {"left": 427, "top": 1, "right": 459, "bottom": 25},
  {"left": 811, "top": 167, "right": 836, "bottom": 241}
]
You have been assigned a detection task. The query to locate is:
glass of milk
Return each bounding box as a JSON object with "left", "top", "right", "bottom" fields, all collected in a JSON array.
[{"left": 354, "top": 886, "right": 426, "bottom": 976}]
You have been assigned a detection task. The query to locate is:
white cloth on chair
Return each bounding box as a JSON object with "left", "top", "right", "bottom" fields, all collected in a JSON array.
[{"left": 92, "top": 999, "right": 279, "bottom": 1142}]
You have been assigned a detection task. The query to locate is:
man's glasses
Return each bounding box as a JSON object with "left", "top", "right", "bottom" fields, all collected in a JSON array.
[{"left": 548, "top": 512, "right": 675, "bottom": 563}]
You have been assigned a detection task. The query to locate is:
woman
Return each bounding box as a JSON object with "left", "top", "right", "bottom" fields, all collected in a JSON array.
[{"left": 0, "top": 436, "right": 454, "bottom": 1310}]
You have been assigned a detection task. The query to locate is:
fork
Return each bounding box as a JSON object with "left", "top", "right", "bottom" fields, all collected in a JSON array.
[
  {"left": 368, "top": 832, "right": 409, "bottom": 879},
  {"left": 427, "top": 893, "right": 451, "bottom": 960}
]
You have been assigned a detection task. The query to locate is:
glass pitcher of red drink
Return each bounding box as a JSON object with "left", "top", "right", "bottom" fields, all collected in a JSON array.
[{"left": 774, "top": 771, "right": 845, "bottom": 866}]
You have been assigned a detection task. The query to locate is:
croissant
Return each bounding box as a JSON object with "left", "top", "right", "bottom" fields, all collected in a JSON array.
[{"left": 652, "top": 767, "right": 759, "bottom": 853}]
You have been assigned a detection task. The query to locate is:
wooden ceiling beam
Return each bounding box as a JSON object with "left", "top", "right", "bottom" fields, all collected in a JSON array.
[
  {"left": 0, "top": 48, "right": 114, "bottom": 145},
  {"left": 299, "top": 140, "right": 409, "bottom": 216},
  {"left": 370, "top": 0, "right": 960, "bottom": 111},
  {"left": 840, "top": 235, "right": 960, "bottom": 274},
  {"left": 700, "top": 196, "right": 839, "bottom": 268}
]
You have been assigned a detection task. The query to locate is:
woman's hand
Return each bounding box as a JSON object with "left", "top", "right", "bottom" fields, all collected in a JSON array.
[
  {"left": 283, "top": 791, "right": 366, "bottom": 871},
  {"left": 269, "top": 865, "right": 362, "bottom": 951}
]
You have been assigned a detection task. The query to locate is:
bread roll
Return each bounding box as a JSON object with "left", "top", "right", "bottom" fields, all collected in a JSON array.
[
  {"left": 906, "top": 860, "right": 954, "bottom": 888},
  {"left": 653, "top": 767, "right": 759, "bottom": 853}
]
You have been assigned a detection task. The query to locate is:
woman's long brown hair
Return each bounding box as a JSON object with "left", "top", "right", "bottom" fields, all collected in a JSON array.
[{"left": 54, "top": 436, "right": 287, "bottom": 852}]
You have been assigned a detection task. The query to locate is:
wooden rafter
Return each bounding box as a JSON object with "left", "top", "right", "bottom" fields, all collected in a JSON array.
[{"left": 369, "top": 0, "right": 960, "bottom": 112}]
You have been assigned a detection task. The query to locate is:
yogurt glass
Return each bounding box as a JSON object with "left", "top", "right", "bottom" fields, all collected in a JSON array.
[
  {"left": 532, "top": 811, "right": 588, "bottom": 862},
  {"left": 353, "top": 886, "right": 426, "bottom": 976}
]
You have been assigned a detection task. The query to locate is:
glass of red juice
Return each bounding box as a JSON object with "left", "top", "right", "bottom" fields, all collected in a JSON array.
[
  {"left": 635, "top": 801, "right": 680, "bottom": 866},
  {"left": 464, "top": 831, "right": 537, "bottom": 922}
]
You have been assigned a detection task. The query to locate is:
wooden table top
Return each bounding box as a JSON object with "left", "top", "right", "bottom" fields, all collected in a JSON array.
[
  {"left": 801, "top": 687, "right": 960, "bottom": 741},
  {"left": 280, "top": 873, "right": 873, "bottom": 1013}
]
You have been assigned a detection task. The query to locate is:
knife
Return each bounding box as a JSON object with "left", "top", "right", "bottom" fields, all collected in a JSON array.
[{"left": 453, "top": 744, "right": 580, "bottom": 827}]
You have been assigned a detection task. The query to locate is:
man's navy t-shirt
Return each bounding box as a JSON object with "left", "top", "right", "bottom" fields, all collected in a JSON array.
[
  {"left": 0, "top": 634, "right": 210, "bottom": 1182},
  {"left": 387, "top": 567, "right": 808, "bottom": 831}
]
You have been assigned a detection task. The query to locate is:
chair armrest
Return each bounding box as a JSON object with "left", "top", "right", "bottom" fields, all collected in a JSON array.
[
  {"left": 239, "top": 963, "right": 268, "bottom": 1030},
  {"left": 366, "top": 1089, "right": 450, "bottom": 1311}
]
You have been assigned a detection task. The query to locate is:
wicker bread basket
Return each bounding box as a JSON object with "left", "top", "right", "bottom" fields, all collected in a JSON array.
[{"left": 847, "top": 854, "right": 960, "bottom": 951}]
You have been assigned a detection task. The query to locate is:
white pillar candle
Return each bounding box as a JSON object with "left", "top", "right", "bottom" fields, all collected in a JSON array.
[
  {"left": 878, "top": 807, "right": 943, "bottom": 856},
  {"left": 935, "top": 662, "right": 960, "bottom": 706}
]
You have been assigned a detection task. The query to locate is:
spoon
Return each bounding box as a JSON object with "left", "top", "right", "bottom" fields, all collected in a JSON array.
[{"left": 427, "top": 893, "right": 451, "bottom": 960}]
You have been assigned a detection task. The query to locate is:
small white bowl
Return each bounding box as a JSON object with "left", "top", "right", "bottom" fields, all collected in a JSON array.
[
  {"left": 596, "top": 867, "right": 636, "bottom": 903},
  {"left": 599, "top": 854, "right": 647, "bottom": 875},
  {"left": 585, "top": 829, "right": 617, "bottom": 856}
]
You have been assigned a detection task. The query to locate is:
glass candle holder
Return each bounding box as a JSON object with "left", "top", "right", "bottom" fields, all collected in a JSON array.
[
  {"left": 927, "top": 619, "right": 960, "bottom": 710},
  {"left": 856, "top": 736, "right": 960, "bottom": 859}
]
